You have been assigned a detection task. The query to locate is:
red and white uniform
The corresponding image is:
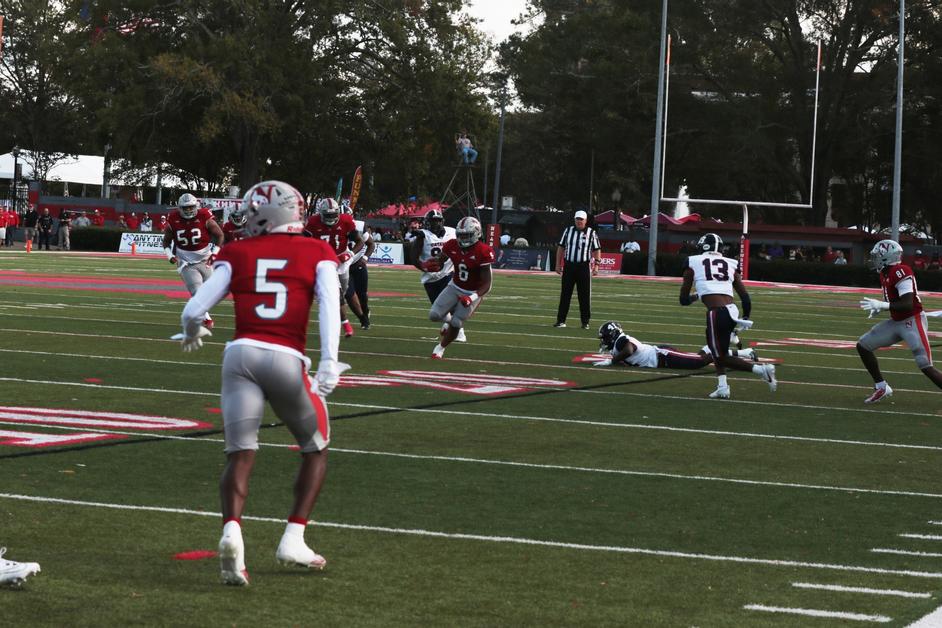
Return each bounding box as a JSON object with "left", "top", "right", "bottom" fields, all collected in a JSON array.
[
  {"left": 442, "top": 239, "right": 495, "bottom": 292},
  {"left": 880, "top": 263, "right": 923, "bottom": 322},
  {"left": 168, "top": 207, "right": 215, "bottom": 263},
  {"left": 222, "top": 220, "right": 245, "bottom": 244},
  {"left": 304, "top": 213, "right": 357, "bottom": 266}
]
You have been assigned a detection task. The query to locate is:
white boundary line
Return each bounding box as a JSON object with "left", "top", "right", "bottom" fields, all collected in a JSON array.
[
  {"left": 871, "top": 549, "right": 942, "bottom": 558},
  {"left": 743, "top": 604, "right": 891, "bottom": 623},
  {"left": 3, "top": 492, "right": 942, "bottom": 579},
  {"left": 900, "top": 534, "right": 942, "bottom": 541},
  {"left": 791, "top": 582, "right": 931, "bottom": 598}
]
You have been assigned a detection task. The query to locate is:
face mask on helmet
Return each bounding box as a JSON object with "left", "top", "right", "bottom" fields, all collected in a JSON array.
[
  {"left": 230, "top": 208, "right": 247, "bottom": 227},
  {"left": 456, "top": 217, "right": 481, "bottom": 248},
  {"left": 697, "top": 233, "right": 722, "bottom": 253},
  {"left": 316, "top": 198, "right": 340, "bottom": 226},
  {"left": 425, "top": 210, "right": 444, "bottom": 233},
  {"left": 242, "top": 180, "right": 305, "bottom": 238},
  {"left": 597, "top": 321, "right": 623, "bottom": 351},
  {"left": 869, "top": 239, "right": 903, "bottom": 270},
  {"left": 178, "top": 193, "right": 199, "bottom": 219}
]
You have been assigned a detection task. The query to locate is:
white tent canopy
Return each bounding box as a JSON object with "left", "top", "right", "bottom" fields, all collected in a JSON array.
[{"left": 0, "top": 151, "right": 186, "bottom": 187}]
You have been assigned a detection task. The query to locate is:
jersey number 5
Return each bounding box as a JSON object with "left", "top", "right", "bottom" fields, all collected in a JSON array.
[
  {"left": 255, "top": 259, "right": 288, "bottom": 319},
  {"left": 702, "top": 258, "right": 730, "bottom": 281}
]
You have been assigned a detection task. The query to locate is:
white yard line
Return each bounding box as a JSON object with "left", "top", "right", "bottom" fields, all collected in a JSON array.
[
  {"left": 3, "top": 419, "right": 941, "bottom": 500},
  {"left": 2, "top": 492, "right": 941, "bottom": 579},
  {"left": 791, "top": 582, "right": 931, "bottom": 598},
  {"left": 899, "top": 534, "right": 942, "bottom": 541},
  {"left": 743, "top": 604, "right": 891, "bottom": 623},
  {"left": 1, "top": 377, "right": 941, "bottom": 450},
  {"left": 871, "top": 549, "right": 942, "bottom": 558}
]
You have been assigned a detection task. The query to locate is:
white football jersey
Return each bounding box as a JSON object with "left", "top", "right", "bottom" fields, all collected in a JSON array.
[
  {"left": 687, "top": 252, "right": 738, "bottom": 297},
  {"left": 353, "top": 219, "right": 372, "bottom": 242},
  {"left": 419, "top": 227, "right": 456, "bottom": 284},
  {"left": 612, "top": 333, "right": 659, "bottom": 368}
]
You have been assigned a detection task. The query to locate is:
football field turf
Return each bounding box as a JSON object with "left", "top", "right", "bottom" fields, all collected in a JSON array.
[{"left": 2, "top": 251, "right": 942, "bottom": 626}]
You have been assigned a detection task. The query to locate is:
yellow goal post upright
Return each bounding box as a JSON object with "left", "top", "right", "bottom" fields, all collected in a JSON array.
[{"left": 657, "top": 36, "right": 822, "bottom": 279}]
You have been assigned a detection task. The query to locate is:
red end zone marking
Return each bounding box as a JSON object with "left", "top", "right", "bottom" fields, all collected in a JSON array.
[
  {"left": 83, "top": 377, "right": 104, "bottom": 384},
  {"left": 173, "top": 550, "right": 218, "bottom": 561}
]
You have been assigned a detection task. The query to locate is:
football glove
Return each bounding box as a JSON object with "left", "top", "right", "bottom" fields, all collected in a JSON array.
[
  {"left": 337, "top": 251, "right": 352, "bottom": 264},
  {"left": 860, "top": 297, "right": 889, "bottom": 318},
  {"left": 169, "top": 257, "right": 177, "bottom": 265},
  {"left": 421, "top": 258, "right": 442, "bottom": 272},
  {"left": 315, "top": 360, "right": 351, "bottom": 397},
  {"left": 592, "top": 358, "right": 612, "bottom": 367},
  {"left": 458, "top": 292, "right": 479, "bottom": 308},
  {"left": 170, "top": 326, "right": 212, "bottom": 352}
]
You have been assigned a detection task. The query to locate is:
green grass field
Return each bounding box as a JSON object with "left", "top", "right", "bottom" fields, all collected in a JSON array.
[{"left": 2, "top": 251, "right": 942, "bottom": 626}]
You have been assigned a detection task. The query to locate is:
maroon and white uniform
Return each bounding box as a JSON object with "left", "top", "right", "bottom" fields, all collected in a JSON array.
[
  {"left": 181, "top": 233, "right": 341, "bottom": 453},
  {"left": 222, "top": 220, "right": 245, "bottom": 244},
  {"left": 167, "top": 207, "right": 217, "bottom": 294},
  {"left": 428, "top": 240, "right": 495, "bottom": 328},
  {"left": 859, "top": 263, "right": 932, "bottom": 368}
]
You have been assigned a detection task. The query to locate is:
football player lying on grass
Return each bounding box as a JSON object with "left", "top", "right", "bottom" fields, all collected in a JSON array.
[{"left": 592, "top": 321, "right": 756, "bottom": 369}]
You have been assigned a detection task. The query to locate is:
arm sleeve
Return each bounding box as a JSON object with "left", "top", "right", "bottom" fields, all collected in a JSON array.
[
  {"left": 181, "top": 262, "right": 232, "bottom": 337},
  {"left": 315, "top": 260, "right": 341, "bottom": 364},
  {"left": 896, "top": 277, "right": 914, "bottom": 296}
]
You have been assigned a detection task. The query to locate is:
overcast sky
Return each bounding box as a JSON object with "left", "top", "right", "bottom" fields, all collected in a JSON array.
[{"left": 463, "top": 0, "right": 531, "bottom": 43}]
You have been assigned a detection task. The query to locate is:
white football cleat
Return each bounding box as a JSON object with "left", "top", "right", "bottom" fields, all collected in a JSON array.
[
  {"left": 709, "top": 386, "right": 731, "bottom": 399},
  {"left": 736, "top": 347, "right": 756, "bottom": 361},
  {"left": 431, "top": 343, "right": 445, "bottom": 359},
  {"left": 0, "top": 548, "right": 40, "bottom": 588},
  {"left": 455, "top": 328, "right": 467, "bottom": 343},
  {"left": 864, "top": 383, "right": 893, "bottom": 404},
  {"left": 756, "top": 363, "right": 777, "bottom": 392},
  {"left": 218, "top": 530, "right": 249, "bottom": 586},
  {"left": 276, "top": 534, "right": 326, "bottom": 570}
]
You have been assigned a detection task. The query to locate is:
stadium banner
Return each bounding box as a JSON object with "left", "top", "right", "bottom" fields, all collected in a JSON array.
[
  {"left": 598, "top": 252, "right": 622, "bottom": 275},
  {"left": 368, "top": 242, "right": 404, "bottom": 265},
  {"left": 117, "top": 232, "right": 165, "bottom": 254},
  {"left": 495, "top": 248, "right": 550, "bottom": 271},
  {"left": 200, "top": 197, "right": 243, "bottom": 222}
]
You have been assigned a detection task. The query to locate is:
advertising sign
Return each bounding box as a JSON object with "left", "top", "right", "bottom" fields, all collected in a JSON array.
[
  {"left": 494, "top": 248, "right": 550, "bottom": 271},
  {"left": 368, "top": 242, "right": 404, "bottom": 265},
  {"left": 598, "top": 252, "right": 622, "bottom": 275},
  {"left": 117, "top": 232, "right": 165, "bottom": 254}
]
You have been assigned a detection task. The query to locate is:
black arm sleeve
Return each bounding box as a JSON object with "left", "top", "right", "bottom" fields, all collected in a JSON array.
[{"left": 740, "top": 293, "right": 752, "bottom": 319}]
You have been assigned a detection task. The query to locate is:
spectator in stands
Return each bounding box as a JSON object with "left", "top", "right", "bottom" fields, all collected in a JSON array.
[
  {"left": 116, "top": 215, "right": 128, "bottom": 230},
  {"left": 456, "top": 131, "right": 477, "bottom": 164},
  {"left": 4, "top": 207, "right": 17, "bottom": 247},
  {"left": 72, "top": 212, "right": 90, "bottom": 228},
  {"left": 140, "top": 213, "right": 153, "bottom": 232},
  {"left": 833, "top": 250, "right": 847, "bottom": 265},
  {"left": 373, "top": 228, "right": 382, "bottom": 242},
  {"left": 756, "top": 244, "right": 771, "bottom": 261},
  {"left": 57, "top": 210, "right": 71, "bottom": 251},
  {"left": 514, "top": 236, "right": 530, "bottom": 247},
  {"left": 91, "top": 209, "right": 105, "bottom": 227},
  {"left": 500, "top": 232, "right": 512, "bottom": 247},
  {"left": 158, "top": 215, "right": 168, "bottom": 231},
  {"left": 23, "top": 205, "right": 38, "bottom": 246},
  {"left": 126, "top": 212, "right": 140, "bottom": 231},
  {"left": 913, "top": 250, "right": 928, "bottom": 271},
  {"left": 823, "top": 246, "right": 838, "bottom": 263},
  {"left": 37, "top": 209, "right": 54, "bottom": 251}
]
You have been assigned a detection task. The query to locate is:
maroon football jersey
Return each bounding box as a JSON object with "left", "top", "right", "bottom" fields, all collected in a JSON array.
[
  {"left": 222, "top": 220, "right": 245, "bottom": 244},
  {"left": 167, "top": 207, "right": 215, "bottom": 251},
  {"left": 880, "top": 263, "right": 923, "bottom": 322},
  {"left": 304, "top": 213, "right": 357, "bottom": 255},
  {"left": 215, "top": 234, "right": 339, "bottom": 355},
  {"left": 443, "top": 239, "right": 495, "bottom": 291}
]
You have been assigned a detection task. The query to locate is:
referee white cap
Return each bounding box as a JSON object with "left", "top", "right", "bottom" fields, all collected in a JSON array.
[{"left": 574, "top": 210, "right": 588, "bottom": 220}]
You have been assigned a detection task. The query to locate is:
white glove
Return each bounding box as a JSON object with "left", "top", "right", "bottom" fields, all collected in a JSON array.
[
  {"left": 210, "top": 244, "right": 221, "bottom": 256},
  {"left": 592, "top": 358, "right": 612, "bottom": 367},
  {"left": 315, "top": 360, "right": 351, "bottom": 397},
  {"left": 860, "top": 298, "right": 889, "bottom": 318},
  {"left": 170, "top": 326, "right": 212, "bottom": 352}
]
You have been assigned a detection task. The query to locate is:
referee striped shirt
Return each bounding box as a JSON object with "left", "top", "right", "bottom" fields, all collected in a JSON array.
[{"left": 558, "top": 225, "right": 600, "bottom": 263}]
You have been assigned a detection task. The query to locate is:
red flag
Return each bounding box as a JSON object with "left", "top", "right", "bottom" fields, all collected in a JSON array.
[{"left": 349, "top": 166, "right": 363, "bottom": 211}]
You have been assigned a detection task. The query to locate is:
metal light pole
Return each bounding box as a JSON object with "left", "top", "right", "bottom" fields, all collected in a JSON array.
[
  {"left": 891, "top": 0, "right": 905, "bottom": 243},
  {"left": 102, "top": 142, "right": 112, "bottom": 198},
  {"left": 647, "top": 0, "right": 669, "bottom": 275},
  {"left": 11, "top": 145, "right": 21, "bottom": 211}
]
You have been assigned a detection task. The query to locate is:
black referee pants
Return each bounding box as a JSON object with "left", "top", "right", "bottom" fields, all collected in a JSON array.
[{"left": 556, "top": 261, "right": 591, "bottom": 326}]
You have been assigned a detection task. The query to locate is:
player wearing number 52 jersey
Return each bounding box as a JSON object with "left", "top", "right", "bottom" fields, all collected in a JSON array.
[
  {"left": 680, "top": 233, "right": 777, "bottom": 399},
  {"left": 177, "top": 180, "right": 345, "bottom": 586},
  {"left": 857, "top": 239, "right": 942, "bottom": 404},
  {"left": 422, "top": 216, "right": 494, "bottom": 359},
  {"left": 164, "top": 193, "right": 224, "bottom": 327}
]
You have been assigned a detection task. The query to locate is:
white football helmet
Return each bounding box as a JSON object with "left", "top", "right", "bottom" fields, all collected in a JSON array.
[
  {"left": 242, "top": 180, "right": 305, "bottom": 237},
  {"left": 697, "top": 233, "right": 722, "bottom": 253},
  {"left": 456, "top": 216, "right": 482, "bottom": 248},
  {"left": 177, "top": 193, "right": 200, "bottom": 219},
  {"left": 229, "top": 206, "right": 247, "bottom": 227},
  {"left": 317, "top": 197, "right": 341, "bottom": 226},
  {"left": 340, "top": 199, "right": 353, "bottom": 215},
  {"left": 869, "top": 239, "right": 903, "bottom": 270}
]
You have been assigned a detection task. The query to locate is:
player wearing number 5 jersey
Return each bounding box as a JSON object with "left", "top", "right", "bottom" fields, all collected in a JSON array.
[
  {"left": 163, "top": 193, "right": 224, "bottom": 328},
  {"left": 856, "top": 239, "right": 942, "bottom": 404},
  {"left": 680, "top": 233, "right": 777, "bottom": 399},
  {"left": 177, "top": 180, "right": 344, "bottom": 586},
  {"left": 423, "top": 216, "right": 494, "bottom": 359}
]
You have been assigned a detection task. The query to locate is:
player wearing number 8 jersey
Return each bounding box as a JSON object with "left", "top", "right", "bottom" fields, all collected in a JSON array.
[
  {"left": 176, "top": 180, "right": 345, "bottom": 586},
  {"left": 680, "top": 233, "right": 777, "bottom": 399}
]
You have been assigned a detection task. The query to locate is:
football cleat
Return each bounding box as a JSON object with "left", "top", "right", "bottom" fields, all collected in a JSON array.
[
  {"left": 431, "top": 344, "right": 445, "bottom": 359},
  {"left": 736, "top": 347, "right": 756, "bottom": 361},
  {"left": 276, "top": 534, "right": 326, "bottom": 571},
  {"left": 203, "top": 316, "right": 214, "bottom": 330},
  {"left": 0, "top": 548, "right": 40, "bottom": 588},
  {"left": 756, "top": 363, "right": 777, "bottom": 392},
  {"left": 553, "top": 322, "right": 566, "bottom": 328},
  {"left": 342, "top": 321, "right": 355, "bottom": 338},
  {"left": 708, "top": 386, "right": 731, "bottom": 399},
  {"left": 864, "top": 383, "right": 893, "bottom": 404},
  {"left": 218, "top": 531, "right": 249, "bottom": 586},
  {"left": 455, "top": 328, "right": 467, "bottom": 343}
]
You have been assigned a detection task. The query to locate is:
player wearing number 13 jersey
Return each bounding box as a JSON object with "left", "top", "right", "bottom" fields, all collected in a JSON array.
[
  {"left": 423, "top": 216, "right": 494, "bottom": 359},
  {"left": 680, "top": 233, "right": 777, "bottom": 399},
  {"left": 177, "top": 180, "right": 345, "bottom": 586}
]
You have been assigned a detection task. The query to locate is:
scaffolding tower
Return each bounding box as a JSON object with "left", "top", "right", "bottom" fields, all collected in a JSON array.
[{"left": 439, "top": 163, "right": 479, "bottom": 219}]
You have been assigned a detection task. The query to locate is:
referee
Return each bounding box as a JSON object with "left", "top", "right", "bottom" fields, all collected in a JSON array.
[{"left": 554, "top": 210, "right": 601, "bottom": 329}]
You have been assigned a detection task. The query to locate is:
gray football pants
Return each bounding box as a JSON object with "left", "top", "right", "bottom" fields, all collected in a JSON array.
[
  {"left": 220, "top": 344, "right": 331, "bottom": 454},
  {"left": 179, "top": 260, "right": 213, "bottom": 296}
]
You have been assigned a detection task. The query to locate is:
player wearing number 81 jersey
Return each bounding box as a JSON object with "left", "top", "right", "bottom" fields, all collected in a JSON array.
[{"left": 681, "top": 233, "right": 777, "bottom": 399}]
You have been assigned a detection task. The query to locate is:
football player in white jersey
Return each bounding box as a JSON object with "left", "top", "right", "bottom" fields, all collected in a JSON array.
[
  {"left": 343, "top": 201, "right": 376, "bottom": 329},
  {"left": 680, "top": 233, "right": 777, "bottom": 399},
  {"left": 593, "top": 321, "right": 756, "bottom": 369},
  {"left": 411, "top": 209, "right": 466, "bottom": 342}
]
